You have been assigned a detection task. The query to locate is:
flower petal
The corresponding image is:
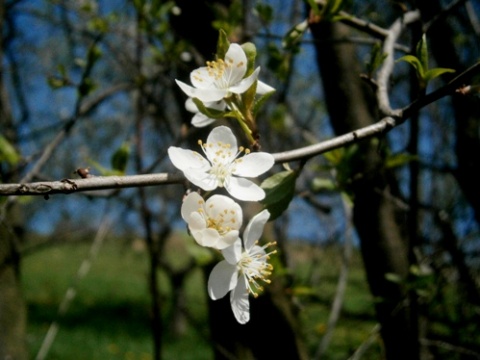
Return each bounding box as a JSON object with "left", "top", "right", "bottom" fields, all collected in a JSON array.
[
  {"left": 186, "top": 98, "right": 226, "bottom": 128},
  {"left": 183, "top": 168, "right": 218, "bottom": 191},
  {"left": 181, "top": 192, "right": 204, "bottom": 222},
  {"left": 228, "top": 67, "right": 260, "bottom": 95},
  {"left": 186, "top": 212, "right": 206, "bottom": 232},
  {"left": 206, "top": 126, "right": 238, "bottom": 153},
  {"left": 225, "top": 176, "right": 266, "bottom": 201},
  {"left": 191, "top": 113, "right": 216, "bottom": 127},
  {"left": 206, "top": 195, "right": 243, "bottom": 228},
  {"left": 208, "top": 261, "right": 238, "bottom": 300},
  {"left": 256, "top": 80, "right": 275, "bottom": 95},
  {"left": 168, "top": 147, "right": 210, "bottom": 172},
  {"left": 234, "top": 152, "right": 274, "bottom": 177},
  {"left": 215, "top": 231, "right": 240, "bottom": 250},
  {"left": 190, "top": 67, "right": 216, "bottom": 89},
  {"left": 243, "top": 209, "right": 270, "bottom": 250},
  {"left": 222, "top": 239, "right": 242, "bottom": 264},
  {"left": 230, "top": 276, "right": 250, "bottom": 324},
  {"left": 175, "top": 79, "right": 226, "bottom": 102},
  {"left": 192, "top": 228, "right": 221, "bottom": 247},
  {"left": 222, "top": 44, "right": 248, "bottom": 86}
]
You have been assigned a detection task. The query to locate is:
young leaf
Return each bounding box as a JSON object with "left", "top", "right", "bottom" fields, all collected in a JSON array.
[
  {"left": 260, "top": 169, "right": 298, "bottom": 220},
  {"left": 416, "top": 34, "right": 429, "bottom": 73},
  {"left": 365, "top": 42, "right": 387, "bottom": 76},
  {"left": 254, "top": 3, "right": 273, "bottom": 24},
  {"left": 0, "top": 135, "right": 21, "bottom": 166},
  {"left": 111, "top": 142, "right": 130, "bottom": 174},
  {"left": 282, "top": 19, "right": 308, "bottom": 49},
  {"left": 396, "top": 55, "right": 425, "bottom": 80},
  {"left": 252, "top": 88, "right": 275, "bottom": 117},
  {"left": 321, "top": 0, "right": 346, "bottom": 21},
  {"left": 424, "top": 67, "right": 456, "bottom": 83},
  {"left": 215, "top": 29, "right": 230, "bottom": 60},
  {"left": 191, "top": 98, "right": 229, "bottom": 119},
  {"left": 385, "top": 153, "right": 418, "bottom": 169}
]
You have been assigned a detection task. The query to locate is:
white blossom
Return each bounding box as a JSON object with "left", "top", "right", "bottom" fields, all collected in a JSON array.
[
  {"left": 168, "top": 126, "right": 274, "bottom": 201},
  {"left": 175, "top": 43, "right": 260, "bottom": 103},
  {"left": 207, "top": 209, "right": 276, "bottom": 324},
  {"left": 181, "top": 192, "right": 242, "bottom": 250}
]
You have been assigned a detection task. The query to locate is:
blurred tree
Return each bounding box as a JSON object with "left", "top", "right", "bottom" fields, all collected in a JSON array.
[{"left": 1, "top": 0, "right": 480, "bottom": 359}]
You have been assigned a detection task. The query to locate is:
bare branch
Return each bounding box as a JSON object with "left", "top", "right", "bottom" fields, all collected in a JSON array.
[
  {"left": 314, "top": 0, "right": 390, "bottom": 39},
  {"left": 1, "top": 11, "right": 480, "bottom": 198},
  {"left": 0, "top": 173, "right": 184, "bottom": 196},
  {"left": 376, "top": 10, "right": 420, "bottom": 118}
]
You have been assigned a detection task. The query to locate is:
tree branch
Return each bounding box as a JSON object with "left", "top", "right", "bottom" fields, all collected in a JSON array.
[
  {"left": 1, "top": 56, "right": 479, "bottom": 198},
  {"left": 0, "top": 173, "right": 184, "bottom": 196},
  {"left": 1, "top": 17, "right": 479, "bottom": 198}
]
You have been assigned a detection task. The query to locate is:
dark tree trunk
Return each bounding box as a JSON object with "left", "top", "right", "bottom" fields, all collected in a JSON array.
[
  {"left": 309, "top": 19, "right": 422, "bottom": 359},
  {"left": 0, "top": 1, "right": 27, "bottom": 357},
  {"left": 0, "top": 239, "right": 27, "bottom": 360},
  {"left": 416, "top": 1, "right": 480, "bottom": 225}
]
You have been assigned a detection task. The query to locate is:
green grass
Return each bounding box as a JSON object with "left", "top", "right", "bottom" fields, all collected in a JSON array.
[
  {"left": 23, "top": 239, "right": 212, "bottom": 360},
  {"left": 22, "top": 238, "right": 379, "bottom": 359}
]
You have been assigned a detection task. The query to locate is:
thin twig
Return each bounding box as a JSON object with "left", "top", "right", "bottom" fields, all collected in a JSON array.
[
  {"left": 313, "top": 195, "right": 353, "bottom": 359},
  {"left": 347, "top": 324, "right": 382, "bottom": 360},
  {"left": 1, "top": 58, "right": 479, "bottom": 197}
]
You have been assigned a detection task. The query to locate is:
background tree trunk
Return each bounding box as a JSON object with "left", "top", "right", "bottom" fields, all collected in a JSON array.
[
  {"left": 416, "top": 1, "right": 480, "bottom": 225},
  {"left": 309, "top": 19, "right": 423, "bottom": 359},
  {"left": 0, "top": 211, "right": 27, "bottom": 360},
  {"left": 0, "top": 0, "right": 27, "bottom": 357}
]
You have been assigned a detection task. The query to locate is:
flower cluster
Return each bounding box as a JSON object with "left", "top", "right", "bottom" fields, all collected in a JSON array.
[
  {"left": 176, "top": 43, "right": 274, "bottom": 128},
  {"left": 169, "top": 40, "right": 277, "bottom": 324}
]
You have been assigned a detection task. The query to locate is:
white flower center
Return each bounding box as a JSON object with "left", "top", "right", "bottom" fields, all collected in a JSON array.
[
  {"left": 238, "top": 242, "right": 276, "bottom": 298},
  {"left": 198, "top": 140, "right": 249, "bottom": 187}
]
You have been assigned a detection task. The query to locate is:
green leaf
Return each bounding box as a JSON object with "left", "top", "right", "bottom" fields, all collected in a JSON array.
[
  {"left": 396, "top": 55, "right": 425, "bottom": 80},
  {"left": 77, "top": 78, "right": 97, "bottom": 97},
  {"left": 311, "top": 177, "right": 337, "bottom": 192},
  {"left": 191, "top": 98, "right": 229, "bottom": 119},
  {"left": 305, "top": 0, "right": 320, "bottom": 15},
  {"left": 260, "top": 169, "right": 298, "bottom": 220},
  {"left": 282, "top": 19, "right": 308, "bottom": 49},
  {"left": 365, "top": 42, "right": 387, "bottom": 76},
  {"left": 385, "top": 153, "right": 418, "bottom": 169},
  {"left": 424, "top": 67, "right": 456, "bottom": 82},
  {"left": 111, "top": 142, "right": 130, "bottom": 174},
  {"left": 385, "top": 272, "right": 403, "bottom": 284},
  {"left": 47, "top": 76, "right": 68, "bottom": 89},
  {"left": 215, "top": 29, "right": 230, "bottom": 60},
  {"left": 416, "top": 34, "right": 429, "bottom": 73},
  {"left": 0, "top": 135, "right": 21, "bottom": 166},
  {"left": 88, "top": 160, "right": 123, "bottom": 176},
  {"left": 321, "top": 0, "right": 345, "bottom": 20},
  {"left": 254, "top": 3, "right": 273, "bottom": 24},
  {"left": 242, "top": 81, "right": 257, "bottom": 116},
  {"left": 252, "top": 88, "right": 275, "bottom": 117}
]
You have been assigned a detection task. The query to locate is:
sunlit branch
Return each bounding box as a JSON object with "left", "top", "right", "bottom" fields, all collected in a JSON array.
[
  {"left": 0, "top": 173, "right": 184, "bottom": 196},
  {"left": 2, "top": 12, "right": 480, "bottom": 198},
  {"left": 1, "top": 57, "right": 479, "bottom": 197},
  {"left": 376, "top": 10, "right": 420, "bottom": 118}
]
